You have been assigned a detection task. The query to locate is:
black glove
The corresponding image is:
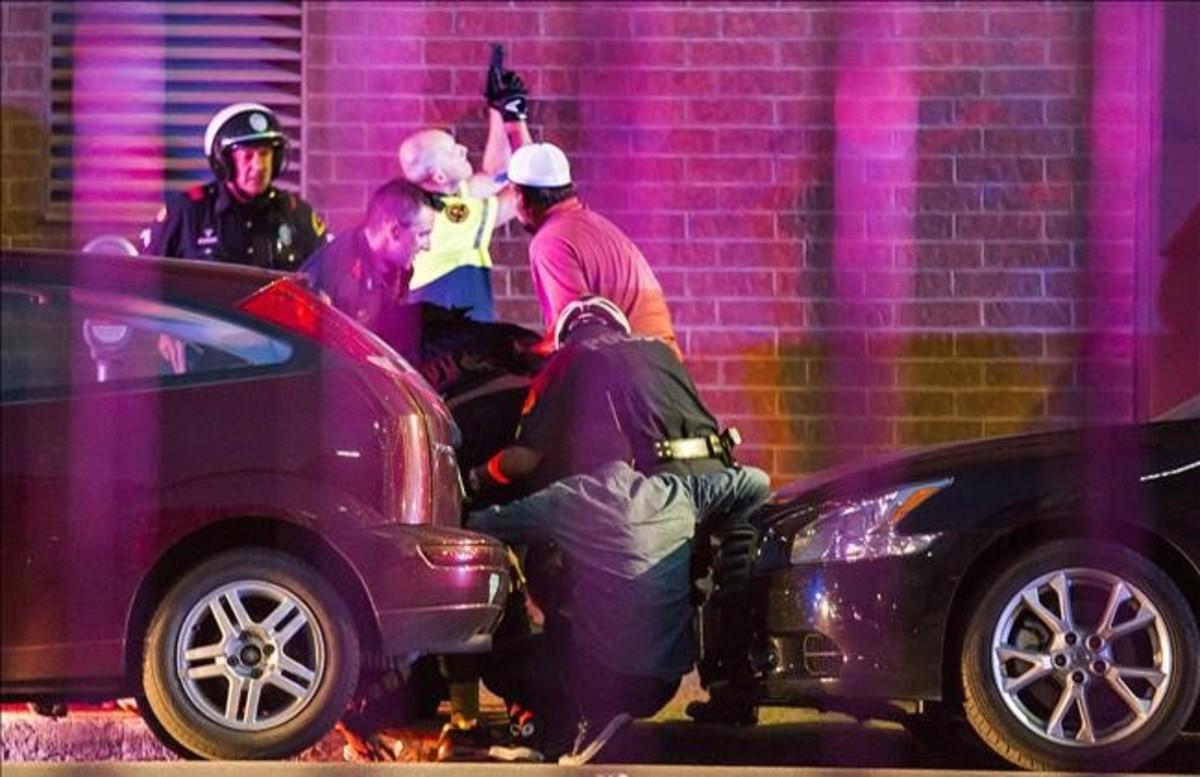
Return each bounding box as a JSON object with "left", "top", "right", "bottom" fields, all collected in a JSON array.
[{"left": 485, "top": 43, "right": 528, "bottom": 123}]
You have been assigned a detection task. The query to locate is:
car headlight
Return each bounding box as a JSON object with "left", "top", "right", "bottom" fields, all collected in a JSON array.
[{"left": 790, "top": 478, "right": 952, "bottom": 564}]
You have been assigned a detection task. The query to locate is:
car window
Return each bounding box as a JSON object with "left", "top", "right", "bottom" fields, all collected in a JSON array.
[{"left": 1, "top": 283, "right": 293, "bottom": 396}]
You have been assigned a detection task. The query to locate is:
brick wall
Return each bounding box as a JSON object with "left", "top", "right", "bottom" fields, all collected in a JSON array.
[
  {"left": 2, "top": 2, "right": 1165, "bottom": 482},
  {"left": 304, "top": 1, "right": 1148, "bottom": 480},
  {"left": 0, "top": 2, "right": 68, "bottom": 248}
]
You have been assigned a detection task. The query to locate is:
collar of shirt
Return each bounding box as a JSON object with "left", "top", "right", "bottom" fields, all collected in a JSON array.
[
  {"left": 543, "top": 197, "right": 584, "bottom": 220},
  {"left": 215, "top": 182, "right": 279, "bottom": 215}
]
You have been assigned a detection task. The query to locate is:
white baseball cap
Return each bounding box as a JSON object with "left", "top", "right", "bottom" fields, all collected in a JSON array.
[{"left": 508, "top": 142, "right": 572, "bottom": 187}]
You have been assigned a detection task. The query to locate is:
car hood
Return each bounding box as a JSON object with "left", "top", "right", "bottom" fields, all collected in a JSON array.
[{"left": 760, "top": 420, "right": 1196, "bottom": 525}]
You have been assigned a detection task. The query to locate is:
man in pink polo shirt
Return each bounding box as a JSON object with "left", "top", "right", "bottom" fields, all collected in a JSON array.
[{"left": 506, "top": 142, "right": 679, "bottom": 353}]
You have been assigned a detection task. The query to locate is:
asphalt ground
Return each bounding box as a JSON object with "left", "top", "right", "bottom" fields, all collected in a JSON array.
[{"left": 3, "top": 700, "right": 1198, "bottom": 774}]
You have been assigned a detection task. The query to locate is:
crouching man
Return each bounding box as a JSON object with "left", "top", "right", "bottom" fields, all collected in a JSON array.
[{"left": 464, "top": 296, "right": 770, "bottom": 763}]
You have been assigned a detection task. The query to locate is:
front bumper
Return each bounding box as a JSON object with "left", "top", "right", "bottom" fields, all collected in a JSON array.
[
  {"left": 331, "top": 524, "right": 510, "bottom": 657},
  {"left": 758, "top": 550, "right": 954, "bottom": 704}
]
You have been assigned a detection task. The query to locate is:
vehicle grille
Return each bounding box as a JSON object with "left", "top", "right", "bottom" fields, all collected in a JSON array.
[{"left": 802, "top": 633, "right": 844, "bottom": 677}]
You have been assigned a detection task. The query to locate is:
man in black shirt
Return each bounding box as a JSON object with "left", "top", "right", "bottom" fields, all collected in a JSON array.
[
  {"left": 465, "top": 296, "right": 770, "bottom": 764},
  {"left": 140, "top": 103, "right": 330, "bottom": 269}
]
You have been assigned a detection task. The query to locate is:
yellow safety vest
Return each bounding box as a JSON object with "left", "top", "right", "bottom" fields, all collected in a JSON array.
[{"left": 409, "top": 182, "right": 497, "bottom": 290}]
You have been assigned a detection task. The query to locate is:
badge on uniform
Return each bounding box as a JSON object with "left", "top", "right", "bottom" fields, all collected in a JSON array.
[
  {"left": 278, "top": 224, "right": 293, "bottom": 247},
  {"left": 445, "top": 202, "right": 470, "bottom": 223},
  {"left": 197, "top": 227, "right": 218, "bottom": 246},
  {"left": 249, "top": 113, "right": 269, "bottom": 132}
]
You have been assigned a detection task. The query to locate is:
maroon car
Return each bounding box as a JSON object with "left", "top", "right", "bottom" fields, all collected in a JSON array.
[{"left": 0, "top": 249, "right": 509, "bottom": 759}]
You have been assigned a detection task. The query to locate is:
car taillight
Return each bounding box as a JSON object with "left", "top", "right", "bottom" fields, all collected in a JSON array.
[
  {"left": 418, "top": 542, "right": 499, "bottom": 568},
  {"left": 238, "top": 276, "right": 408, "bottom": 376}
]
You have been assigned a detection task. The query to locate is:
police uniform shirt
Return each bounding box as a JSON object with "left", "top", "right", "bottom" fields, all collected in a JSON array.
[
  {"left": 514, "top": 327, "right": 723, "bottom": 488},
  {"left": 140, "top": 181, "right": 330, "bottom": 270},
  {"left": 299, "top": 227, "right": 412, "bottom": 337},
  {"left": 408, "top": 182, "right": 498, "bottom": 321}
]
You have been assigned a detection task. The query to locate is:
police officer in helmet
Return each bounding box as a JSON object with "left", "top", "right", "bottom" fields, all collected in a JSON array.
[
  {"left": 140, "top": 102, "right": 330, "bottom": 269},
  {"left": 463, "top": 296, "right": 771, "bottom": 763}
]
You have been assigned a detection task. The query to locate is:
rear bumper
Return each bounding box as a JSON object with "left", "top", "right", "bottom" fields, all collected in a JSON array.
[{"left": 331, "top": 524, "right": 510, "bottom": 658}]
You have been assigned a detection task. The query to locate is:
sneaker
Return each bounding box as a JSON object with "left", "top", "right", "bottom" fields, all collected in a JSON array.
[
  {"left": 487, "top": 743, "right": 545, "bottom": 762},
  {"left": 557, "top": 712, "right": 632, "bottom": 766},
  {"left": 685, "top": 696, "right": 758, "bottom": 726}
]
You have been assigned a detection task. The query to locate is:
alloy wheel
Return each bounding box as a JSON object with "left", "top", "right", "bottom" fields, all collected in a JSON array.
[
  {"left": 176, "top": 579, "right": 326, "bottom": 731},
  {"left": 990, "top": 567, "right": 1172, "bottom": 747}
]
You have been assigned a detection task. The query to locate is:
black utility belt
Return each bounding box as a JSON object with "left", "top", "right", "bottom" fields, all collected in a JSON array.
[{"left": 651, "top": 427, "right": 742, "bottom": 464}]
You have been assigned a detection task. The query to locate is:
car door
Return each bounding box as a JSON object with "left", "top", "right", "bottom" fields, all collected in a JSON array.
[{"left": 0, "top": 279, "right": 295, "bottom": 688}]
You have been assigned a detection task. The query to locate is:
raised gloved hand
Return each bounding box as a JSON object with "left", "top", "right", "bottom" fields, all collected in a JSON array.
[{"left": 485, "top": 43, "right": 528, "bottom": 123}]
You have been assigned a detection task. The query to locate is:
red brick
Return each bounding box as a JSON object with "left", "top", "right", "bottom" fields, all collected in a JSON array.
[
  {"left": 632, "top": 9, "right": 720, "bottom": 38},
  {"left": 984, "top": 128, "right": 1072, "bottom": 154},
  {"left": 899, "top": 361, "right": 983, "bottom": 387},
  {"left": 864, "top": 271, "right": 953, "bottom": 299},
  {"left": 3, "top": 65, "right": 41, "bottom": 92},
  {"left": 1045, "top": 271, "right": 1134, "bottom": 299},
  {"left": 896, "top": 302, "right": 982, "bottom": 328},
  {"left": 779, "top": 40, "right": 839, "bottom": 67},
  {"left": 686, "top": 270, "right": 775, "bottom": 298},
  {"left": 957, "top": 214, "right": 1042, "bottom": 240},
  {"left": 630, "top": 184, "right": 716, "bottom": 211},
  {"left": 956, "top": 157, "right": 1044, "bottom": 183},
  {"left": 719, "top": 242, "right": 806, "bottom": 270},
  {"left": 897, "top": 420, "right": 984, "bottom": 445},
  {"left": 543, "top": 10, "right": 632, "bottom": 38},
  {"left": 671, "top": 299, "right": 719, "bottom": 328},
  {"left": 984, "top": 69, "right": 1073, "bottom": 96},
  {"left": 895, "top": 242, "right": 983, "bottom": 268},
  {"left": 915, "top": 214, "right": 954, "bottom": 239},
  {"left": 958, "top": 40, "right": 1046, "bottom": 66},
  {"left": 720, "top": 299, "right": 805, "bottom": 328},
  {"left": 915, "top": 70, "right": 983, "bottom": 98},
  {"left": 984, "top": 243, "right": 1071, "bottom": 268},
  {"left": 625, "top": 69, "right": 716, "bottom": 96},
  {"left": 809, "top": 359, "right": 897, "bottom": 387},
  {"left": 603, "top": 211, "right": 686, "bottom": 240},
  {"left": 873, "top": 390, "right": 956, "bottom": 417},
  {"left": 723, "top": 9, "right": 809, "bottom": 38},
  {"left": 917, "top": 157, "right": 955, "bottom": 183},
  {"left": 955, "top": 333, "right": 1044, "bottom": 358},
  {"left": 1046, "top": 158, "right": 1087, "bottom": 182},
  {"left": 983, "top": 301, "right": 1072, "bottom": 328},
  {"left": 982, "top": 184, "right": 1073, "bottom": 212},
  {"left": 573, "top": 155, "right": 684, "bottom": 183},
  {"left": 870, "top": 333, "right": 956, "bottom": 358},
  {"left": 906, "top": 185, "right": 981, "bottom": 213},
  {"left": 364, "top": 7, "right": 454, "bottom": 37},
  {"left": 454, "top": 9, "right": 543, "bottom": 37},
  {"left": 687, "top": 157, "right": 773, "bottom": 183},
  {"left": 894, "top": 10, "right": 986, "bottom": 38},
  {"left": 687, "top": 330, "right": 775, "bottom": 358},
  {"left": 689, "top": 213, "right": 775, "bottom": 240},
  {"left": 987, "top": 9, "right": 1077, "bottom": 38},
  {"left": 705, "top": 388, "right": 780, "bottom": 417},
  {"left": 918, "top": 128, "right": 983, "bottom": 154},
  {"left": 954, "top": 271, "right": 1043, "bottom": 298},
  {"left": 328, "top": 38, "right": 422, "bottom": 66},
  {"left": 368, "top": 68, "right": 452, "bottom": 96},
  {"left": 807, "top": 301, "right": 894, "bottom": 329},
  {"left": 1, "top": 35, "right": 44, "bottom": 63},
  {"left": 726, "top": 357, "right": 805, "bottom": 387},
  {"left": 687, "top": 98, "right": 774, "bottom": 125},
  {"left": 689, "top": 40, "right": 775, "bottom": 67},
  {"left": 957, "top": 98, "right": 1044, "bottom": 126}
]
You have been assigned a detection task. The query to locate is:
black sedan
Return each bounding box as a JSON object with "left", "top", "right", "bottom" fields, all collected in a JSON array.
[{"left": 699, "top": 402, "right": 1199, "bottom": 772}]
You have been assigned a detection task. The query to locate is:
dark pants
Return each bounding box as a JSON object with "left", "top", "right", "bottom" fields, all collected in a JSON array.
[{"left": 481, "top": 622, "right": 679, "bottom": 753}]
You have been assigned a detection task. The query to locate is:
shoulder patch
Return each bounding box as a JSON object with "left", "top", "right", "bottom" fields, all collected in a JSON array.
[
  {"left": 187, "top": 185, "right": 206, "bottom": 202},
  {"left": 445, "top": 202, "right": 470, "bottom": 223},
  {"left": 311, "top": 210, "right": 327, "bottom": 237}
]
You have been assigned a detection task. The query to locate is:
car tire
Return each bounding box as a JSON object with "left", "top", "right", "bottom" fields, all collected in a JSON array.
[
  {"left": 961, "top": 539, "right": 1199, "bottom": 772},
  {"left": 141, "top": 549, "right": 360, "bottom": 760}
]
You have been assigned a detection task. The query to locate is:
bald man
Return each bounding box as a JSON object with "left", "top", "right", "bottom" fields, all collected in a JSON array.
[{"left": 398, "top": 75, "right": 532, "bottom": 321}]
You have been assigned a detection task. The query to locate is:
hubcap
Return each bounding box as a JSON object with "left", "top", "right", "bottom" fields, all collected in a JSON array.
[
  {"left": 176, "top": 580, "right": 325, "bottom": 732},
  {"left": 990, "top": 567, "right": 1171, "bottom": 748}
]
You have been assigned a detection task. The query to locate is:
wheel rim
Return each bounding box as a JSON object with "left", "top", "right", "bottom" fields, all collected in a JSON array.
[
  {"left": 176, "top": 579, "right": 326, "bottom": 732},
  {"left": 990, "top": 566, "right": 1172, "bottom": 748}
]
